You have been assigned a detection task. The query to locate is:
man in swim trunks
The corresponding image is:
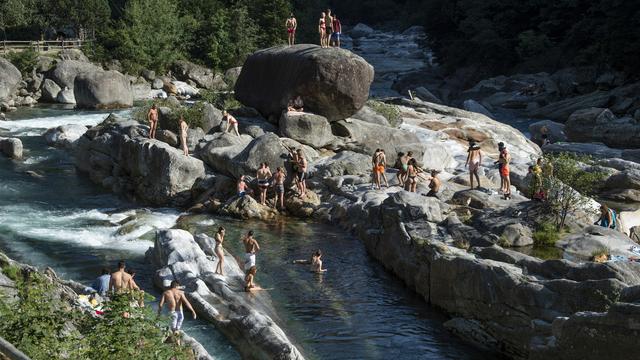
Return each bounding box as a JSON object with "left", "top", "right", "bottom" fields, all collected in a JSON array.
[
  {"left": 286, "top": 13, "right": 297, "bottom": 46},
  {"left": 273, "top": 167, "right": 286, "bottom": 210},
  {"left": 325, "top": 9, "right": 334, "bottom": 47},
  {"left": 158, "top": 280, "right": 197, "bottom": 333},
  {"left": 147, "top": 104, "right": 158, "bottom": 139},
  {"left": 372, "top": 149, "right": 389, "bottom": 189},
  {"left": 237, "top": 175, "right": 252, "bottom": 197},
  {"left": 465, "top": 141, "right": 482, "bottom": 189},
  {"left": 109, "top": 260, "right": 133, "bottom": 294},
  {"left": 256, "top": 162, "right": 272, "bottom": 206},
  {"left": 223, "top": 110, "right": 239, "bottom": 136},
  {"left": 243, "top": 231, "right": 260, "bottom": 270},
  {"left": 296, "top": 149, "right": 307, "bottom": 197},
  {"left": 330, "top": 14, "right": 342, "bottom": 47}
]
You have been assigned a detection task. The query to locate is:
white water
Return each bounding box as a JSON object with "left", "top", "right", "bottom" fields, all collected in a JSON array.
[{"left": 0, "top": 112, "right": 111, "bottom": 136}]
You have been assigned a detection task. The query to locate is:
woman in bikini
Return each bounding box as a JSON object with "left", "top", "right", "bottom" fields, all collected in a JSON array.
[
  {"left": 405, "top": 158, "right": 419, "bottom": 192},
  {"left": 319, "top": 13, "right": 327, "bottom": 48},
  {"left": 223, "top": 110, "right": 239, "bottom": 136},
  {"left": 496, "top": 142, "right": 512, "bottom": 199},
  {"left": 214, "top": 227, "right": 225, "bottom": 275},
  {"left": 286, "top": 13, "right": 297, "bottom": 46},
  {"left": 465, "top": 141, "right": 482, "bottom": 189},
  {"left": 256, "top": 162, "right": 272, "bottom": 206}
]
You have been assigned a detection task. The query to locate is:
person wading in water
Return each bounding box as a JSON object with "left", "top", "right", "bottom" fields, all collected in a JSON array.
[{"left": 158, "top": 280, "right": 197, "bottom": 333}]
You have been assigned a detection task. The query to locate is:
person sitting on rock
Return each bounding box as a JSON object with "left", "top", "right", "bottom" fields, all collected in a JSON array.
[
  {"left": 427, "top": 170, "right": 441, "bottom": 198},
  {"left": 147, "top": 104, "right": 158, "bottom": 139},
  {"left": 287, "top": 96, "right": 304, "bottom": 112},
  {"left": 223, "top": 110, "right": 239, "bottom": 136},
  {"left": 273, "top": 167, "right": 286, "bottom": 210},
  {"left": 179, "top": 116, "right": 189, "bottom": 156},
  {"left": 256, "top": 162, "right": 272, "bottom": 206},
  {"left": 237, "top": 175, "right": 253, "bottom": 197},
  {"left": 595, "top": 204, "right": 617, "bottom": 230},
  {"left": 465, "top": 141, "right": 482, "bottom": 190},
  {"left": 244, "top": 266, "right": 258, "bottom": 291},
  {"left": 91, "top": 268, "right": 111, "bottom": 297}
]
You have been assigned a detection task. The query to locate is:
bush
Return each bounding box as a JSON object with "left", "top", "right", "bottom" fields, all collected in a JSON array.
[
  {"left": 532, "top": 221, "right": 561, "bottom": 247},
  {"left": 0, "top": 271, "right": 193, "bottom": 360},
  {"left": 6, "top": 49, "right": 38, "bottom": 75},
  {"left": 367, "top": 100, "right": 402, "bottom": 127},
  {"left": 199, "top": 90, "right": 241, "bottom": 111},
  {"left": 1, "top": 264, "right": 20, "bottom": 281}
]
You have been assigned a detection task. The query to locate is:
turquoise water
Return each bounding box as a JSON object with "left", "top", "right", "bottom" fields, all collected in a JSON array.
[{"left": 0, "top": 106, "right": 490, "bottom": 359}]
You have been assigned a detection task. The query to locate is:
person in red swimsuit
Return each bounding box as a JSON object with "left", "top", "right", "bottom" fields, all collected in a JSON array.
[
  {"left": 319, "top": 12, "right": 327, "bottom": 48},
  {"left": 286, "top": 14, "right": 297, "bottom": 46}
]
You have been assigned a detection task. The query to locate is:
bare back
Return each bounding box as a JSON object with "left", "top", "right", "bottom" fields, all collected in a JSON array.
[
  {"left": 110, "top": 270, "right": 132, "bottom": 292},
  {"left": 162, "top": 288, "right": 185, "bottom": 312},
  {"left": 244, "top": 237, "right": 259, "bottom": 253}
]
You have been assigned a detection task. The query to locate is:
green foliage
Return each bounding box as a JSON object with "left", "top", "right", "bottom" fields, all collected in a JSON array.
[
  {"left": 5, "top": 49, "right": 38, "bottom": 75},
  {"left": 0, "top": 0, "right": 33, "bottom": 32},
  {"left": 532, "top": 221, "right": 561, "bottom": 247},
  {"left": 199, "top": 90, "right": 241, "bottom": 111},
  {"left": 1, "top": 264, "right": 21, "bottom": 281},
  {"left": 367, "top": 100, "right": 401, "bottom": 127},
  {"left": 0, "top": 271, "right": 193, "bottom": 360},
  {"left": 544, "top": 152, "right": 606, "bottom": 230},
  {"left": 134, "top": 100, "right": 205, "bottom": 132},
  {"left": 103, "top": 0, "right": 186, "bottom": 74}
]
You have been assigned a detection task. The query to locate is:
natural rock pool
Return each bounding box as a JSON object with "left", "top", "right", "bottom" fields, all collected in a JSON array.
[{"left": 0, "top": 106, "right": 490, "bottom": 359}]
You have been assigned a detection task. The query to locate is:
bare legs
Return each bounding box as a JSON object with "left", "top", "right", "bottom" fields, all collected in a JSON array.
[
  {"left": 259, "top": 186, "right": 267, "bottom": 205},
  {"left": 470, "top": 169, "right": 480, "bottom": 189},
  {"left": 215, "top": 247, "right": 224, "bottom": 275},
  {"left": 149, "top": 121, "right": 157, "bottom": 139},
  {"left": 181, "top": 135, "right": 188, "bottom": 156}
]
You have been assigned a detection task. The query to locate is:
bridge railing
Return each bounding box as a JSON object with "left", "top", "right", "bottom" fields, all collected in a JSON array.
[{"left": 1, "top": 39, "right": 90, "bottom": 54}]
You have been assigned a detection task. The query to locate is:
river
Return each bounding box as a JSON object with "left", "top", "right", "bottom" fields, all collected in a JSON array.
[{"left": 0, "top": 106, "right": 490, "bottom": 359}]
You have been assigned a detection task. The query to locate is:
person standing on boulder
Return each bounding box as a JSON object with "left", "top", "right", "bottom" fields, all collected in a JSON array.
[
  {"left": 319, "top": 12, "right": 327, "bottom": 48},
  {"left": 243, "top": 231, "right": 260, "bottom": 270},
  {"left": 296, "top": 149, "right": 308, "bottom": 197},
  {"left": 158, "top": 280, "right": 197, "bottom": 333},
  {"left": 273, "top": 167, "right": 286, "bottom": 210},
  {"left": 257, "top": 162, "right": 272, "bottom": 206},
  {"left": 147, "top": 104, "right": 158, "bottom": 139},
  {"left": 496, "top": 142, "right": 512, "bottom": 199},
  {"left": 223, "top": 110, "right": 240, "bottom": 136},
  {"left": 331, "top": 14, "right": 342, "bottom": 47},
  {"left": 465, "top": 141, "right": 482, "bottom": 189},
  {"left": 214, "top": 227, "right": 226, "bottom": 275},
  {"left": 405, "top": 158, "right": 420, "bottom": 192},
  {"left": 179, "top": 116, "right": 189, "bottom": 156},
  {"left": 286, "top": 13, "right": 297, "bottom": 46},
  {"left": 326, "top": 9, "right": 334, "bottom": 47}
]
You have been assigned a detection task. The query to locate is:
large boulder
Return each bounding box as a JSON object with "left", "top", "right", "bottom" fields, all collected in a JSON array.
[
  {"left": 312, "top": 151, "right": 371, "bottom": 177},
  {"left": 565, "top": 107, "right": 640, "bottom": 148},
  {"left": 0, "top": 58, "right": 21, "bottom": 100},
  {"left": 172, "top": 60, "right": 226, "bottom": 90},
  {"left": 56, "top": 88, "right": 76, "bottom": 104},
  {"left": 235, "top": 44, "right": 374, "bottom": 121},
  {"left": 74, "top": 70, "right": 133, "bottom": 109},
  {"left": 601, "top": 169, "right": 640, "bottom": 202},
  {"left": 40, "top": 78, "right": 62, "bottom": 102},
  {"left": 48, "top": 60, "right": 101, "bottom": 90},
  {"left": 279, "top": 112, "right": 334, "bottom": 148},
  {"left": 218, "top": 195, "right": 279, "bottom": 221},
  {"left": 557, "top": 226, "right": 640, "bottom": 259},
  {"left": 201, "top": 103, "right": 223, "bottom": 133},
  {"left": 43, "top": 124, "right": 88, "bottom": 148},
  {"left": 0, "top": 137, "right": 23, "bottom": 159}
]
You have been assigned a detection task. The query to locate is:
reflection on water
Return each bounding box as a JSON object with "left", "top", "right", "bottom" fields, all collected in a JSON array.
[{"left": 0, "top": 106, "right": 491, "bottom": 359}]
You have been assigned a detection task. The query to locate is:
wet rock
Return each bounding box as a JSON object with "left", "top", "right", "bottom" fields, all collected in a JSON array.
[
  {"left": 0, "top": 137, "right": 23, "bottom": 159},
  {"left": 235, "top": 44, "right": 374, "bottom": 121},
  {"left": 279, "top": 112, "right": 334, "bottom": 148},
  {"left": 218, "top": 195, "right": 279, "bottom": 221},
  {"left": 44, "top": 124, "right": 88, "bottom": 149},
  {"left": 56, "top": 87, "right": 76, "bottom": 104}
]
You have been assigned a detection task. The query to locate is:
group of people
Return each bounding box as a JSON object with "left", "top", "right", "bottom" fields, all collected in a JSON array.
[
  {"left": 285, "top": 10, "right": 342, "bottom": 48},
  {"left": 463, "top": 141, "right": 513, "bottom": 199},
  {"left": 371, "top": 149, "right": 441, "bottom": 197}
]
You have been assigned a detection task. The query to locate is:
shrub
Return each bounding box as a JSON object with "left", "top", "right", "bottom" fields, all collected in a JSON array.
[
  {"left": 532, "top": 221, "right": 561, "bottom": 247},
  {"left": 0, "top": 271, "right": 194, "bottom": 360},
  {"left": 367, "top": 100, "right": 402, "bottom": 127},
  {"left": 5, "top": 49, "right": 38, "bottom": 75},
  {"left": 199, "top": 90, "right": 241, "bottom": 111},
  {"left": 1, "top": 264, "right": 20, "bottom": 281}
]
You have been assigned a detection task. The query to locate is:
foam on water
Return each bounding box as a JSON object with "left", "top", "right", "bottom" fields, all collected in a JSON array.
[
  {"left": 0, "top": 109, "right": 132, "bottom": 136},
  {"left": 0, "top": 204, "right": 179, "bottom": 253}
]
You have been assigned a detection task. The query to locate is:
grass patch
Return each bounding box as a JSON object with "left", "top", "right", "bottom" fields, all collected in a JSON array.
[
  {"left": 1, "top": 264, "right": 21, "bottom": 281},
  {"left": 453, "top": 238, "right": 470, "bottom": 251},
  {"left": 532, "top": 221, "right": 561, "bottom": 247},
  {"left": 367, "top": 100, "right": 402, "bottom": 127}
]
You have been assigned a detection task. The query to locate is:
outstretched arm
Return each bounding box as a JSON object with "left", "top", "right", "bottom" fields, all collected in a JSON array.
[{"left": 182, "top": 293, "right": 197, "bottom": 319}]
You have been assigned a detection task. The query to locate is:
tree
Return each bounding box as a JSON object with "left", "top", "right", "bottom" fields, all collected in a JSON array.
[
  {"left": 0, "top": 0, "right": 34, "bottom": 39},
  {"left": 544, "top": 153, "right": 605, "bottom": 231},
  {"left": 105, "top": 0, "right": 185, "bottom": 73},
  {"left": 246, "top": 0, "right": 290, "bottom": 47}
]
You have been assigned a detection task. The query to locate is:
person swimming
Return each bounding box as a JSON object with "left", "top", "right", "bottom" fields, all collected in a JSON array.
[{"left": 293, "top": 250, "right": 327, "bottom": 273}]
